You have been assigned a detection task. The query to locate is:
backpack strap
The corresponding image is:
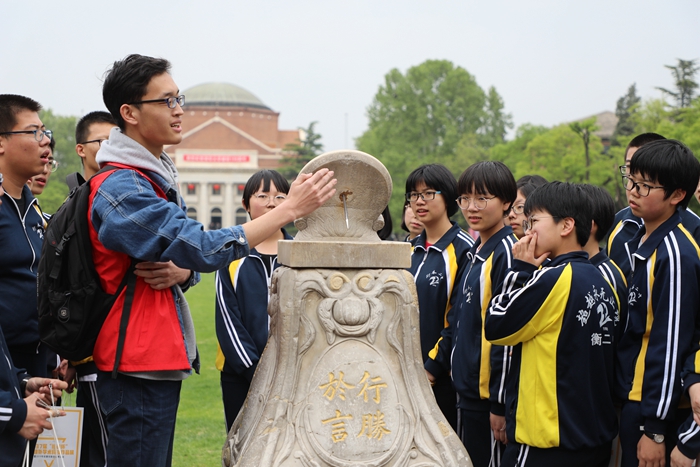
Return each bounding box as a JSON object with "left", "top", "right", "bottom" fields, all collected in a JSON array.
[{"left": 66, "top": 172, "right": 86, "bottom": 192}]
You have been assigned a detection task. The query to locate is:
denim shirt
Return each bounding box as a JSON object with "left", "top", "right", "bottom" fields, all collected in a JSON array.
[{"left": 91, "top": 168, "right": 249, "bottom": 271}]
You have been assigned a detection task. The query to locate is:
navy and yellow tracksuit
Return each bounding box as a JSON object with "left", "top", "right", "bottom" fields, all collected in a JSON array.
[
  {"left": 606, "top": 206, "right": 700, "bottom": 279},
  {"left": 590, "top": 249, "right": 627, "bottom": 342},
  {"left": 409, "top": 222, "right": 474, "bottom": 365},
  {"left": 485, "top": 252, "right": 619, "bottom": 451},
  {"left": 615, "top": 211, "right": 700, "bottom": 436}
]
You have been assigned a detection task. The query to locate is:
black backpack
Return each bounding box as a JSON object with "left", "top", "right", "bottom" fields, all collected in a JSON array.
[{"left": 38, "top": 166, "right": 136, "bottom": 377}]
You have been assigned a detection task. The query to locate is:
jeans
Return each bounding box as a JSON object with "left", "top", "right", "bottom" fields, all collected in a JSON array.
[{"left": 96, "top": 371, "right": 181, "bottom": 467}]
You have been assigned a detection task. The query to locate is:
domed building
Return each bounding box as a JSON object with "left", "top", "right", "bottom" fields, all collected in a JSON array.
[{"left": 165, "top": 82, "right": 301, "bottom": 229}]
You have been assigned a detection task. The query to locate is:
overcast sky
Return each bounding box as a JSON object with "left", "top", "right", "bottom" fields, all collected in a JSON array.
[{"left": 2, "top": 0, "right": 698, "bottom": 151}]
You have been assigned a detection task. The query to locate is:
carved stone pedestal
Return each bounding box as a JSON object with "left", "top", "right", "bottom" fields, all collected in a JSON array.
[{"left": 223, "top": 151, "right": 471, "bottom": 467}]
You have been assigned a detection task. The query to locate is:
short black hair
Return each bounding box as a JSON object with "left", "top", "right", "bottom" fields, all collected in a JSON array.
[
  {"left": 400, "top": 202, "right": 411, "bottom": 232},
  {"left": 377, "top": 206, "right": 393, "bottom": 240},
  {"left": 579, "top": 184, "right": 615, "bottom": 242},
  {"left": 626, "top": 132, "right": 665, "bottom": 158},
  {"left": 405, "top": 164, "right": 459, "bottom": 217},
  {"left": 457, "top": 161, "right": 517, "bottom": 216},
  {"left": 102, "top": 54, "right": 172, "bottom": 130},
  {"left": 76, "top": 111, "right": 116, "bottom": 144},
  {"left": 49, "top": 137, "right": 56, "bottom": 153},
  {"left": 524, "top": 181, "right": 592, "bottom": 247},
  {"left": 516, "top": 174, "right": 548, "bottom": 199},
  {"left": 0, "top": 94, "right": 42, "bottom": 133},
  {"left": 629, "top": 139, "right": 700, "bottom": 209},
  {"left": 241, "top": 169, "right": 291, "bottom": 212}
]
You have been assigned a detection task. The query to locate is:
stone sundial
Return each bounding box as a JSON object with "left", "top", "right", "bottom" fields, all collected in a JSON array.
[{"left": 223, "top": 150, "right": 471, "bottom": 467}]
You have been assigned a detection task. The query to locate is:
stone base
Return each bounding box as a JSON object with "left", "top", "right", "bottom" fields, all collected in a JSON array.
[{"left": 278, "top": 240, "right": 411, "bottom": 268}]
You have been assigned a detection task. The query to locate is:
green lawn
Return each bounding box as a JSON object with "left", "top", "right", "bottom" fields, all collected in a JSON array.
[{"left": 173, "top": 272, "right": 228, "bottom": 467}]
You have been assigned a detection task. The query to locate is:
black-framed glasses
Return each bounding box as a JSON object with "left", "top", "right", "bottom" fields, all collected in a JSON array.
[
  {"left": 522, "top": 215, "right": 560, "bottom": 233},
  {"left": 511, "top": 204, "right": 525, "bottom": 215},
  {"left": 406, "top": 191, "right": 442, "bottom": 202},
  {"left": 618, "top": 165, "right": 629, "bottom": 176},
  {"left": 129, "top": 95, "right": 185, "bottom": 109},
  {"left": 254, "top": 193, "right": 287, "bottom": 205},
  {"left": 621, "top": 175, "right": 664, "bottom": 197},
  {"left": 0, "top": 129, "right": 53, "bottom": 142},
  {"left": 46, "top": 158, "right": 59, "bottom": 173},
  {"left": 79, "top": 138, "right": 106, "bottom": 146},
  {"left": 456, "top": 196, "right": 495, "bottom": 210}
]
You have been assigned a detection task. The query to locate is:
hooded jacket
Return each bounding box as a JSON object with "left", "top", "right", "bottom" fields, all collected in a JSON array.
[{"left": 89, "top": 128, "right": 250, "bottom": 377}]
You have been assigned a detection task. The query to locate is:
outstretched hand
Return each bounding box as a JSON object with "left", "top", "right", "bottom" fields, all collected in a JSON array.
[
  {"left": 284, "top": 168, "right": 337, "bottom": 219},
  {"left": 512, "top": 233, "right": 549, "bottom": 267}
]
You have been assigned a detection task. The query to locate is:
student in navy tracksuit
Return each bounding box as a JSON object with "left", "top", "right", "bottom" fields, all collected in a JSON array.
[
  {"left": 506, "top": 175, "right": 548, "bottom": 240},
  {"left": 580, "top": 184, "right": 627, "bottom": 342},
  {"left": 615, "top": 140, "right": 700, "bottom": 467},
  {"left": 215, "top": 170, "right": 292, "bottom": 431},
  {"left": 426, "top": 161, "right": 517, "bottom": 467},
  {"left": 407, "top": 164, "right": 474, "bottom": 431},
  {"left": 485, "top": 182, "right": 619, "bottom": 467},
  {"left": 606, "top": 133, "right": 700, "bottom": 280}
]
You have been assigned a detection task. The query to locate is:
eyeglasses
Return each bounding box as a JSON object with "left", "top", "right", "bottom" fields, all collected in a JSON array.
[
  {"left": 0, "top": 129, "right": 53, "bottom": 142},
  {"left": 621, "top": 175, "right": 664, "bottom": 197},
  {"left": 47, "top": 159, "right": 58, "bottom": 173},
  {"left": 129, "top": 95, "right": 185, "bottom": 109},
  {"left": 0, "top": 172, "right": 3, "bottom": 188},
  {"left": 618, "top": 165, "right": 628, "bottom": 176},
  {"left": 511, "top": 204, "right": 525, "bottom": 215},
  {"left": 406, "top": 191, "right": 442, "bottom": 202},
  {"left": 522, "top": 215, "right": 559, "bottom": 233},
  {"left": 456, "top": 196, "right": 495, "bottom": 210},
  {"left": 79, "top": 139, "right": 106, "bottom": 146},
  {"left": 254, "top": 193, "right": 287, "bottom": 205}
]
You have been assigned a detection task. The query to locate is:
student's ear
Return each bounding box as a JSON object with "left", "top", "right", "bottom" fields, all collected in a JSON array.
[
  {"left": 669, "top": 188, "right": 686, "bottom": 206},
  {"left": 502, "top": 201, "right": 513, "bottom": 217},
  {"left": 120, "top": 104, "right": 139, "bottom": 128},
  {"left": 76, "top": 144, "right": 86, "bottom": 159},
  {"left": 560, "top": 217, "right": 576, "bottom": 237}
]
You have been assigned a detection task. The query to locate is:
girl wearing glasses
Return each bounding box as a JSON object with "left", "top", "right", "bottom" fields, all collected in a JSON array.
[
  {"left": 426, "top": 161, "right": 518, "bottom": 467},
  {"left": 214, "top": 169, "right": 293, "bottom": 431},
  {"left": 507, "top": 175, "right": 548, "bottom": 238},
  {"left": 406, "top": 163, "right": 474, "bottom": 432}
]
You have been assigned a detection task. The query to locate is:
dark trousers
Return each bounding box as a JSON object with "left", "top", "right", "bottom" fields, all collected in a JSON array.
[
  {"left": 96, "top": 372, "right": 181, "bottom": 467},
  {"left": 501, "top": 441, "right": 611, "bottom": 467},
  {"left": 76, "top": 379, "right": 108, "bottom": 467},
  {"left": 432, "top": 375, "right": 458, "bottom": 432},
  {"left": 221, "top": 372, "right": 251, "bottom": 433},
  {"left": 458, "top": 406, "right": 504, "bottom": 467},
  {"left": 619, "top": 401, "right": 690, "bottom": 467}
]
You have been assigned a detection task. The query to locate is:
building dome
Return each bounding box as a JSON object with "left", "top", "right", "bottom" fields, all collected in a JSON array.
[{"left": 183, "top": 82, "right": 271, "bottom": 110}]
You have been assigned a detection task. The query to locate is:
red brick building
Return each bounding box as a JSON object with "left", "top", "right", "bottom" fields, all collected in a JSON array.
[{"left": 166, "top": 82, "right": 300, "bottom": 228}]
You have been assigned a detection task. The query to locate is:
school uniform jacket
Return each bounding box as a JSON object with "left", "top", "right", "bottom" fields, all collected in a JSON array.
[
  {"left": 409, "top": 222, "right": 474, "bottom": 366},
  {"left": 615, "top": 211, "right": 700, "bottom": 435},
  {"left": 215, "top": 230, "right": 293, "bottom": 381},
  {"left": 590, "top": 249, "right": 627, "bottom": 342},
  {"left": 485, "top": 252, "right": 619, "bottom": 449},
  {"left": 426, "top": 226, "right": 517, "bottom": 413},
  {"left": 0, "top": 325, "right": 31, "bottom": 465},
  {"left": 606, "top": 206, "right": 700, "bottom": 279}
]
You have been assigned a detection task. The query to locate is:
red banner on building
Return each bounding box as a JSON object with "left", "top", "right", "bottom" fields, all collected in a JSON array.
[{"left": 183, "top": 154, "right": 250, "bottom": 163}]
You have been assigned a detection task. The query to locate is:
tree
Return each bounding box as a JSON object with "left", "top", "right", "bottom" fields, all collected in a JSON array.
[
  {"left": 357, "top": 59, "right": 501, "bottom": 231},
  {"left": 478, "top": 86, "right": 513, "bottom": 148},
  {"left": 280, "top": 121, "right": 324, "bottom": 178},
  {"left": 612, "top": 84, "right": 641, "bottom": 143},
  {"left": 657, "top": 59, "right": 699, "bottom": 109},
  {"left": 569, "top": 118, "right": 599, "bottom": 183}
]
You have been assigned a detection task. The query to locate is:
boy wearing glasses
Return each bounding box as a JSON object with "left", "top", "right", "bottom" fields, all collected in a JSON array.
[
  {"left": 606, "top": 133, "right": 700, "bottom": 279},
  {"left": 484, "top": 182, "right": 619, "bottom": 467},
  {"left": 0, "top": 94, "right": 53, "bottom": 381},
  {"left": 614, "top": 139, "right": 700, "bottom": 467},
  {"left": 75, "top": 111, "right": 117, "bottom": 178},
  {"left": 91, "top": 54, "right": 335, "bottom": 467}
]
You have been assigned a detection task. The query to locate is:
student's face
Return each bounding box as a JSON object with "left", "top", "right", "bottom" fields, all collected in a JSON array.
[
  {"left": 123, "top": 72, "right": 183, "bottom": 155},
  {"left": 28, "top": 152, "right": 53, "bottom": 196},
  {"left": 460, "top": 187, "right": 509, "bottom": 242},
  {"left": 507, "top": 190, "right": 527, "bottom": 238},
  {"left": 409, "top": 182, "right": 448, "bottom": 228},
  {"left": 403, "top": 205, "right": 424, "bottom": 239},
  {"left": 77, "top": 122, "right": 116, "bottom": 175},
  {"left": 0, "top": 110, "right": 51, "bottom": 180},
  {"left": 523, "top": 209, "right": 562, "bottom": 258},
  {"left": 245, "top": 180, "right": 286, "bottom": 220},
  {"left": 626, "top": 172, "right": 680, "bottom": 227},
  {"left": 695, "top": 181, "right": 700, "bottom": 204}
]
